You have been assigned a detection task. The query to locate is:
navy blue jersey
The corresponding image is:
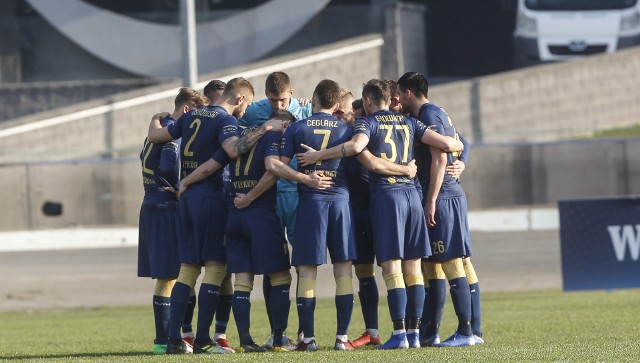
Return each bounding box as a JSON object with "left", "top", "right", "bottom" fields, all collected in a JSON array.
[
  {"left": 353, "top": 110, "right": 426, "bottom": 192},
  {"left": 167, "top": 105, "right": 238, "bottom": 196},
  {"left": 281, "top": 112, "right": 351, "bottom": 201},
  {"left": 141, "top": 116, "right": 179, "bottom": 205},
  {"left": 415, "top": 103, "right": 464, "bottom": 198},
  {"left": 229, "top": 127, "right": 281, "bottom": 209},
  {"left": 343, "top": 155, "right": 370, "bottom": 207}
]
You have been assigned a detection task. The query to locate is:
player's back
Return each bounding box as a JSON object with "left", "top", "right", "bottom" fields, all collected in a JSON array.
[
  {"left": 416, "top": 103, "right": 464, "bottom": 198},
  {"left": 229, "top": 127, "right": 282, "bottom": 209},
  {"left": 354, "top": 110, "right": 425, "bottom": 192},
  {"left": 168, "top": 105, "right": 238, "bottom": 197},
  {"left": 140, "top": 117, "right": 178, "bottom": 205},
  {"left": 281, "top": 112, "right": 351, "bottom": 200}
]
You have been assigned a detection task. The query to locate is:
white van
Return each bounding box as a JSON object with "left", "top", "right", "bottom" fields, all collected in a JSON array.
[{"left": 513, "top": 0, "right": 640, "bottom": 66}]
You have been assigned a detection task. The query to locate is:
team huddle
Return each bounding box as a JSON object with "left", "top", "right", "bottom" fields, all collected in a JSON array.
[{"left": 138, "top": 71, "right": 484, "bottom": 355}]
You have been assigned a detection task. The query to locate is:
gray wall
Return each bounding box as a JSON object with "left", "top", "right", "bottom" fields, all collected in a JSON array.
[
  {"left": 1, "top": 138, "right": 639, "bottom": 231},
  {"left": 433, "top": 47, "right": 640, "bottom": 144}
]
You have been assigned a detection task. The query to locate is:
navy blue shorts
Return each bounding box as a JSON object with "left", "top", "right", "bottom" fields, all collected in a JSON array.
[
  {"left": 226, "top": 207, "right": 290, "bottom": 275},
  {"left": 370, "top": 188, "right": 430, "bottom": 262},
  {"left": 292, "top": 199, "right": 356, "bottom": 266},
  {"left": 352, "top": 204, "right": 375, "bottom": 265},
  {"left": 178, "top": 192, "right": 227, "bottom": 264},
  {"left": 138, "top": 202, "right": 181, "bottom": 279},
  {"left": 426, "top": 195, "right": 473, "bottom": 262}
]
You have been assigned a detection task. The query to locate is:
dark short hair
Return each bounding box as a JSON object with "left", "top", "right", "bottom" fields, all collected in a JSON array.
[
  {"left": 174, "top": 87, "right": 206, "bottom": 108},
  {"left": 203, "top": 79, "right": 226, "bottom": 99},
  {"left": 223, "top": 77, "right": 255, "bottom": 99},
  {"left": 269, "top": 109, "right": 296, "bottom": 123},
  {"left": 397, "top": 72, "right": 428, "bottom": 98},
  {"left": 265, "top": 72, "right": 291, "bottom": 95},
  {"left": 352, "top": 98, "right": 363, "bottom": 111},
  {"left": 362, "top": 79, "right": 390, "bottom": 106},
  {"left": 385, "top": 79, "right": 399, "bottom": 97},
  {"left": 312, "top": 79, "right": 341, "bottom": 109}
]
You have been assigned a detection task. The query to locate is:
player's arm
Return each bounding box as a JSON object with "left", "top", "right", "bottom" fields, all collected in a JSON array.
[
  {"left": 148, "top": 112, "right": 174, "bottom": 143},
  {"left": 296, "top": 133, "right": 370, "bottom": 166},
  {"left": 425, "top": 147, "right": 447, "bottom": 228},
  {"left": 264, "top": 155, "right": 333, "bottom": 190},
  {"left": 421, "top": 129, "right": 464, "bottom": 153},
  {"left": 233, "top": 170, "right": 279, "bottom": 209},
  {"left": 158, "top": 140, "right": 180, "bottom": 189},
  {"left": 446, "top": 133, "right": 469, "bottom": 179},
  {"left": 357, "top": 151, "right": 417, "bottom": 178},
  {"left": 177, "top": 149, "right": 228, "bottom": 198},
  {"left": 221, "top": 119, "right": 288, "bottom": 159}
]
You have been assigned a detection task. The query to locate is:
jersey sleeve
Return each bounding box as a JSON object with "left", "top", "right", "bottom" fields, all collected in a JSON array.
[
  {"left": 218, "top": 114, "right": 239, "bottom": 144},
  {"left": 166, "top": 115, "right": 183, "bottom": 139},
  {"left": 158, "top": 140, "right": 179, "bottom": 187},
  {"left": 412, "top": 117, "right": 428, "bottom": 142},
  {"left": 264, "top": 131, "right": 282, "bottom": 158},
  {"left": 353, "top": 118, "right": 371, "bottom": 138},
  {"left": 211, "top": 148, "right": 230, "bottom": 167},
  {"left": 459, "top": 133, "right": 470, "bottom": 163}
]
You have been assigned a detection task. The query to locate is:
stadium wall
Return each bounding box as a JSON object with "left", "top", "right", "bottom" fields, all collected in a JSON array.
[{"left": 1, "top": 138, "right": 638, "bottom": 231}]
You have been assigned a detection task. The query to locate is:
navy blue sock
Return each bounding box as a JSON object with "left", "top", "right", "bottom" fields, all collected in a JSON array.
[
  {"left": 335, "top": 294, "right": 354, "bottom": 336},
  {"left": 424, "top": 279, "right": 446, "bottom": 336},
  {"left": 215, "top": 294, "right": 232, "bottom": 334},
  {"left": 296, "top": 297, "right": 316, "bottom": 338},
  {"left": 358, "top": 276, "right": 379, "bottom": 330},
  {"left": 269, "top": 283, "right": 291, "bottom": 346},
  {"left": 449, "top": 277, "right": 472, "bottom": 336},
  {"left": 182, "top": 294, "right": 196, "bottom": 334},
  {"left": 263, "top": 275, "right": 273, "bottom": 331},
  {"left": 195, "top": 283, "right": 220, "bottom": 343},
  {"left": 469, "top": 282, "right": 482, "bottom": 336},
  {"left": 232, "top": 291, "right": 252, "bottom": 345},
  {"left": 387, "top": 287, "right": 407, "bottom": 322},
  {"left": 168, "top": 282, "right": 191, "bottom": 340},
  {"left": 406, "top": 284, "right": 425, "bottom": 325},
  {"left": 419, "top": 287, "right": 429, "bottom": 336},
  {"left": 152, "top": 295, "right": 171, "bottom": 343}
]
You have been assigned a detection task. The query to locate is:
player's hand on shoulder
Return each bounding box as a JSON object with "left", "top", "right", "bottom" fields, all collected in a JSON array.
[
  {"left": 264, "top": 118, "right": 289, "bottom": 132},
  {"left": 297, "top": 98, "right": 311, "bottom": 107},
  {"left": 296, "top": 144, "right": 319, "bottom": 166},
  {"left": 152, "top": 111, "right": 171, "bottom": 121},
  {"left": 446, "top": 160, "right": 465, "bottom": 179}
]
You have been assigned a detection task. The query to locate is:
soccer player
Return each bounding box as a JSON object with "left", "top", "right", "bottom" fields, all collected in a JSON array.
[
  {"left": 147, "top": 77, "right": 287, "bottom": 355},
  {"left": 138, "top": 87, "right": 206, "bottom": 354},
  {"left": 397, "top": 71, "right": 479, "bottom": 347},
  {"left": 200, "top": 79, "right": 235, "bottom": 351},
  {"left": 240, "top": 71, "right": 312, "bottom": 348},
  {"left": 275, "top": 79, "right": 359, "bottom": 351},
  {"left": 296, "top": 79, "right": 463, "bottom": 350}
]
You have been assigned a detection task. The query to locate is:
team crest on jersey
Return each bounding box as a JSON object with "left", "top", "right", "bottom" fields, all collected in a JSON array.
[{"left": 388, "top": 177, "right": 397, "bottom": 184}]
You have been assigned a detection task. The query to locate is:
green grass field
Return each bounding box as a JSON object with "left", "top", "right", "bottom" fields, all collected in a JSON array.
[{"left": 2, "top": 289, "right": 639, "bottom": 362}]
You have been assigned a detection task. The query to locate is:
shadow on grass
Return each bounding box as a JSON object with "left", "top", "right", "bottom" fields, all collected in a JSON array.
[{"left": 2, "top": 351, "right": 152, "bottom": 360}]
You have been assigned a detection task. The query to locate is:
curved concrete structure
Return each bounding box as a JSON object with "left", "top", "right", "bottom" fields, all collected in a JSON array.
[{"left": 26, "top": 0, "right": 329, "bottom": 77}]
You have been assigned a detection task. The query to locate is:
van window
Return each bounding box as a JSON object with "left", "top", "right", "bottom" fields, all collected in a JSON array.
[{"left": 525, "top": 0, "right": 637, "bottom": 11}]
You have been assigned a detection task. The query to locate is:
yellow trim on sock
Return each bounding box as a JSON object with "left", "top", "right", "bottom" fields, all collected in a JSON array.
[
  {"left": 464, "top": 263, "right": 479, "bottom": 285},
  {"left": 234, "top": 280, "right": 253, "bottom": 293},
  {"left": 176, "top": 264, "right": 200, "bottom": 287},
  {"left": 269, "top": 272, "right": 292, "bottom": 286},
  {"left": 154, "top": 278, "right": 176, "bottom": 297},
  {"left": 403, "top": 274, "right": 424, "bottom": 287},
  {"left": 220, "top": 274, "right": 233, "bottom": 295},
  {"left": 354, "top": 264, "right": 375, "bottom": 279},
  {"left": 335, "top": 276, "right": 353, "bottom": 296},
  {"left": 202, "top": 264, "right": 226, "bottom": 285},
  {"left": 442, "top": 259, "right": 466, "bottom": 280},
  {"left": 297, "top": 277, "right": 316, "bottom": 298},
  {"left": 383, "top": 272, "right": 405, "bottom": 290},
  {"left": 423, "top": 261, "right": 446, "bottom": 280}
]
